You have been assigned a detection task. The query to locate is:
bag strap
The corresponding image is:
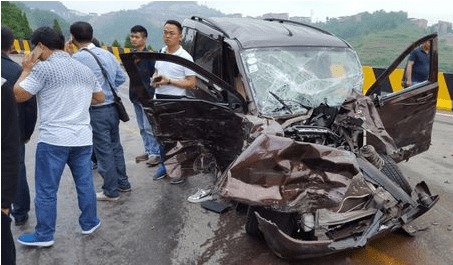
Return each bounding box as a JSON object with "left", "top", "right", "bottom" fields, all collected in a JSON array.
[{"left": 81, "top": 48, "right": 119, "bottom": 99}]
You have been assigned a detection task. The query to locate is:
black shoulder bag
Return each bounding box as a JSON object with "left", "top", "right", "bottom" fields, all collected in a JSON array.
[{"left": 82, "top": 48, "right": 130, "bottom": 122}]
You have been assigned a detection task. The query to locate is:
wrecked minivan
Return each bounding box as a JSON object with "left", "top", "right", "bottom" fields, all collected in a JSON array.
[{"left": 121, "top": 17, "right": 439, "bottom": 259}]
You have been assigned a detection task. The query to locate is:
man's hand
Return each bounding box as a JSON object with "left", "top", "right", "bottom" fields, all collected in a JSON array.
[
  {"left": 1, "top": 208, "right": 10, "bottom": 215},
  {"left": 64, "top": 40, "right": 75, "bottom": 55},
  {"left": 22, "top": 48, "right": 41, "bottom": 72}
]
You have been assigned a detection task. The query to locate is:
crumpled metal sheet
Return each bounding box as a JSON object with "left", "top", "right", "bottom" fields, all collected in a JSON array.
[
  {"left": 335, "top": 91, "right": 397, "bottom": 155},
  {"left": 218, "top": 134, "right": 362, "bottom": 212},
  {"left": 255, "top": 212, "right": 338, "bottom": 259}
]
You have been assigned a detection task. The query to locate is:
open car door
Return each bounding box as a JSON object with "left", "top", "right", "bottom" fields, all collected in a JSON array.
[
  {"left": 120, "top": 52, "right": 248, "bottom": 170},
  {"left": 365, "top": 34, "right": 438, "bottom": 162}
]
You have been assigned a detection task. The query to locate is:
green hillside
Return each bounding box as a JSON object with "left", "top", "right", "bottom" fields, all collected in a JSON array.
[
  {"left": 312, "top": 11, "right": 452, "bottom": 73},
  {"left": 346, "top": 23, "right": 453, "bottom": 73}
]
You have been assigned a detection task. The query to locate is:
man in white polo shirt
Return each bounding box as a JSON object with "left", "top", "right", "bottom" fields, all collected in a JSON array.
[{"left": 151, "top": 19, "right": 196, "bottom": 184}]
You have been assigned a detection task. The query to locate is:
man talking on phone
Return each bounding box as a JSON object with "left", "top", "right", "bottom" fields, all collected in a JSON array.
[{"left": 13, "top": 26, "right": 104, "bottom": 247}]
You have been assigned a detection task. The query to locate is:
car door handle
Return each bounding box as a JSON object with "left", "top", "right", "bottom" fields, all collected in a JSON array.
[{"left": 403, "top": 93, "right": 433, "bottom": 106}]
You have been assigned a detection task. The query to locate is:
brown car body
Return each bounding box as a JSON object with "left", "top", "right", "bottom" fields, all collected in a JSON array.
[{"left": 121, "top": 17, "right": 439, "bottom": 259}]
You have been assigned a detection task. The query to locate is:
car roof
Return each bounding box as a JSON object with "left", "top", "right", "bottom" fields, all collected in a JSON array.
[{"left": 186, "top": 17, "right": 350, "bottom": 49}]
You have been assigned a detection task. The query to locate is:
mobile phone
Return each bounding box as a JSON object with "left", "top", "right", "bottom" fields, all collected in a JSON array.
[
  {"left": 153, "top": 76, "right": 162, "bottom": 82},
  {"left": 30, "top": 45, "right": 42, "bottom": 60}
]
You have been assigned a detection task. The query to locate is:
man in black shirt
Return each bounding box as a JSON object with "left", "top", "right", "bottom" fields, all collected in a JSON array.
[
  {"left": 128, "top": 25, "right": 161, "bottom": 167},
  {"left": 1, "top": 26, "right": 37, "bottom": 227}
]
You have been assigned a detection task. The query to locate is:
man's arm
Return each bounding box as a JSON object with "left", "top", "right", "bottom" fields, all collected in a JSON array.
[
  {"left": 114, "top": 59, "right": 127, "bottom": 87},
  {"left": 13, "top": 52, "right": 37, "bottom": 102},
  {"left": 168, "top": 75, "right": 196, "bottom": 90},
  {"left": 153, "top": 75, "right": 196, "bottom": 90},
  {"left": 405, "top": 60, "right": 414, "bottom": 87},
  {"left": 14, "top": 69, "right": 33, "bottom": 103}
]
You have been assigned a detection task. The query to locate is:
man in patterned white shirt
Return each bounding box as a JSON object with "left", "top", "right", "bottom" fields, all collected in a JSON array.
[{"left": 13, "top": 27, "right": 105, "bottom": 247}]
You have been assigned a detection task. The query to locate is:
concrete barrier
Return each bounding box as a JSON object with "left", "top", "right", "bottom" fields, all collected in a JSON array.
[
  {"left": 362, "top": 66, "right": 453, "bottom": 111},
  {"left": 12, "top": 39, "right": 453, "bottom": 111}
]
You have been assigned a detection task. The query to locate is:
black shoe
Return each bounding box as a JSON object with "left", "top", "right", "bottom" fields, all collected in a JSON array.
[
  {"left": 118, "top": 186, "right": 132, "bottom": 192},
  {"left": 15, "top": 214, "right": 29, "bottom": 226}
]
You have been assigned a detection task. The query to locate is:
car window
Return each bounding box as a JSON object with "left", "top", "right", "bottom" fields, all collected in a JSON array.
[
  {"left": 240, "top": 47, "right": 363, "bottom": 116},
  {"left": 181, "top": 27, "right": 195, "bottom": 54},
  {"left": 193, "top": 32, "right": 222, "bottom": 77}
]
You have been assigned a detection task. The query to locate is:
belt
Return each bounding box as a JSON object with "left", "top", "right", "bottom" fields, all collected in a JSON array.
[{"left": 89, "top": 103, "right": 115, "bottom": 111}]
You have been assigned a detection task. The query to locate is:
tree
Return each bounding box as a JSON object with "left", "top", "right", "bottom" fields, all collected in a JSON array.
[
  {"left": 52, "top": 19, "right": 62, "bottom": 33},
  {"left": 124, "top": 35, "right": 132, "bottom": 48},
  {"left": 1, "top": 1, "right": 32, "bottom": 39},
  {"left": 111, "top": 40, "right": 121, "bottom": 47}
]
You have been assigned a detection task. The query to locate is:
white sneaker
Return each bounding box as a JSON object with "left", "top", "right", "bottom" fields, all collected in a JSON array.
[
  {"left": 82, "top": 221, "right": 101, "bottom": 235},
  {"left": 187, "top": 189, "right": 212, "bottom": 203},
  {"left": 96, "top": 192, "right": 119, "bottom": 201}
]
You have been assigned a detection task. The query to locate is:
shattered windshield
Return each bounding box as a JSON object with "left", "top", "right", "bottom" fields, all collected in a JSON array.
[{"left": 241, "top": 47, "right": 363, "bottom": 116}]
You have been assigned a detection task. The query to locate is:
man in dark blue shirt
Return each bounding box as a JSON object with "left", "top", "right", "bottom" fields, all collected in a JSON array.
[
  {"left": 403, "top": 41, "right": 430, "bottom": 87},
  {"left": 128, "top": 25, "right": 161, "bottom": 167}
]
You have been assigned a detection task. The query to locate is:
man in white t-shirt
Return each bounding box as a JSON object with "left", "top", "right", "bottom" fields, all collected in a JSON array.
[
  {"left": 151, "top": 20, "right": 196, "bottom": 184},
  {"left": 152, "top": 20, "right": 196, "bottom": 98}
]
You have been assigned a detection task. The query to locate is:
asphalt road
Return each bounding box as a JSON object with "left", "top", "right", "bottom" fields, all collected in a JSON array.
[{"left": 10, "top": 59, "right": 453, "bottom": 265}]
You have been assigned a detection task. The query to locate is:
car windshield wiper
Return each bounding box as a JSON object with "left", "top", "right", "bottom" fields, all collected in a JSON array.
[{"left": 269, "top": 91, "right": 293, "bottom": 114}]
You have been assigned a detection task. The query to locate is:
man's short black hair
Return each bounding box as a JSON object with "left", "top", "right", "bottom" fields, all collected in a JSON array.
[
  {"left": 1, "top": 26, "right": 15, "bottom": 52},
  {"left": 92, "top": 37, "right": 101, "bottom": 47},
  {"left": 70, "top": 21, "right": 93, "bottom": 43},
  {"left": 30, "top": 27, "right": 65, "bottom": 50},
  {"left": 131, "top": 25, "right": 148, "bottom": 38},
  {"left": 165, "top": 20, "right": 182, "bottom": 33}
]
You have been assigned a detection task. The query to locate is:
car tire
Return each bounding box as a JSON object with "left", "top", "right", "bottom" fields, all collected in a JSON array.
[
  {"left": 245, "top": 206, "right": 298, "bottom": 238},
  {"left": 380, "top": 154, "right": 412, "bottom": 195}
]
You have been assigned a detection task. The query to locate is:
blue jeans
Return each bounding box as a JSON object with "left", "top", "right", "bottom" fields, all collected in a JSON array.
[
  {"left": 11, "top": 142, "right": 30, "bottom": 222},
  {"left": 90, "top": 104, "right": 130, "bottom": 197},
  {"left": 34, "top": 143, "right": 99, "bottom": 241},
  {"left": 133, "top": 102, "right": 160, "bottom": 156}
]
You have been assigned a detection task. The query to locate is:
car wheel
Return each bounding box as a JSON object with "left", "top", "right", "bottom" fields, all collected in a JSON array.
[
  {"left": 380, "top": 154, "right": 412, "bottom": 195},
  {"left": 245, "top": 206, "right": 298, "bottom": 238}
]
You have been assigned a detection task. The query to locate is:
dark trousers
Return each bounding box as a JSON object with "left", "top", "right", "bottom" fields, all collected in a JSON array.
[
  {"left": 11, "top": 143, "right": 30, "bottom": 222},
  {"left": 1, "top": 212, "right": 16, "bottom": 265}
]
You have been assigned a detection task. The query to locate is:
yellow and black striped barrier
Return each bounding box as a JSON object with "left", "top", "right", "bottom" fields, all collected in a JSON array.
[
  {"left": 12, "top": 39, "right": 130, "bottom": 61},
  {"left": 13, "top": 39, "right": 452, "bottom": 111},
  {"left": 362, "top": 66, "right": 453, "bottom": 111}
]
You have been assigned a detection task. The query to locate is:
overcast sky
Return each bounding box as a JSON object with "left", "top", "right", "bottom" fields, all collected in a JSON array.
[{"left": 61, "top": 0, "right": 451, "bottom": 25}]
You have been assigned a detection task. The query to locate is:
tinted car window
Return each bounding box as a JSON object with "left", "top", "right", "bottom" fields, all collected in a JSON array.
[
  {"left": 193, "top": 32, "right": 222, "bottom": 77},
  {"left": 181, "top": 27, "right": 195, "bottom": 54}
]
